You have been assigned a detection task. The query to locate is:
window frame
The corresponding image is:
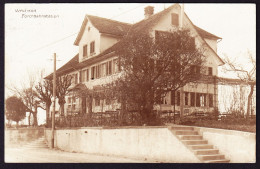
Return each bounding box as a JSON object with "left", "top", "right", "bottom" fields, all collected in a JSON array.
[
  {"left": 171, "top": 13, "right": 179, "bottom": 26},
  {"left": 90, "top": 41, "right": 95, "bottom": 54},
  {"left": 83, "top": 44, "right": 88, "bottom": 57}
]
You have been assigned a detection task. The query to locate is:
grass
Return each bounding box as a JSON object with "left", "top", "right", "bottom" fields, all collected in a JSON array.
[{"left": 187, "top": 119, "right": 256, "bottom": 133}]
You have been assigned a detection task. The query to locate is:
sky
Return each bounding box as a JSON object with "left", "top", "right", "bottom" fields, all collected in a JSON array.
[{"left": 5, "top": 3, "right": 256, "bottom": 124}]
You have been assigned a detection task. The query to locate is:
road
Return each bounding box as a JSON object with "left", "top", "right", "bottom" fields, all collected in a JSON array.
[{"left": 5, "top": 147, "right": 150, "bottom": 163}]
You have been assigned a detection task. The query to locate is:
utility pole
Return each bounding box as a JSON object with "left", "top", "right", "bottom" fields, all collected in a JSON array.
[{"left": 51, "top": 53, "right": 56, "bottom": 149}]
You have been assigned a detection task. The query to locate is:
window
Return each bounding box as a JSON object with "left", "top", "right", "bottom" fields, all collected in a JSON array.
[
  {"left": 200, "top": 94, "right": 206, "bottom": 107},
  {"left": 208, "top": 67, "right": 213, "bottom": 76},
  {"left": 101, "top": 63, "right": 106, "bottom": 77},
  {"left": 176, "top": 91, "right": 180, "bottom": 106},
  {"left": 90, "top": 41, "right": 95, "bottom": 54},
  {"left": 196, "top": 66, "right": 201, "bottom": 74},
  {"left": 108, "top": 61, "right": 112, "bottom": 75},
  {"left": 106, "top": 99, "right": 111, "bottom": 105},
  {"left": 190, "top": 92, "right": 195, "bottom": 107},
  {"left": 184, "top": 92, "right": 189, "bottom": 106},
  {"left": 196, "top": 93, "right": 200, "bottom": 107},
  {"left": 91, "top": 66, "right": 95, "bottom": 80},
  {"left": 106, "top": 61, "right": 112, "bottom": 75},
  {"left": 96, "top": 65, "right": 100, "bottom": 79},
  {"left": 95, "top": 98, "right": 100, "bottom": 106},
  {"left": 171, "top": 13, "right": 179, "bottom": 26},
  {"left": 209, "top": 94, "right": 213, "bottom": 107},
  {"left": 113, "top": 59, "right": 118, "bottom": 74},
  {"left": 67, "top": 96, "right": 77, "bottom": 112},
  {"left": 83, "top": 45, "right": 88, "bottom": 57},
  {"left": 171, "top": 91, "right": 175, "bottom": 105},
  {"left": 190, "top": 65, "right": 201, "bottom": 75},
  {"left": 80, "top": 70, "right": 85, "bottom": 82}
]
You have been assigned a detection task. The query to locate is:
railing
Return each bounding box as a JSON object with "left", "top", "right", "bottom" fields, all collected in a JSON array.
[{"left": 47, "top": 110, "right": 228, "bottom": 128}]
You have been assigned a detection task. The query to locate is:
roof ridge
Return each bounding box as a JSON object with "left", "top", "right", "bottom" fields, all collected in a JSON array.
[{"left": 86, "top": 14, "right": 132, "bottom": 26}]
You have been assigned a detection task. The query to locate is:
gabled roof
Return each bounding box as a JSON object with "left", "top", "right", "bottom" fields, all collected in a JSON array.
[
  {"left": 47, "top": 4, "right": 224, "bottom": 79},
  {"left": 45, "top": 54, "right": 79, "bottom": 80},
  {"left": 74, "top": 5, "right": 221, "bottom": 46},
  {"left": 74, "top": 15, "right": 131, "bottom": 46},
  {"left": 194, "top": 25, "right": 221, "bottom": 40}
]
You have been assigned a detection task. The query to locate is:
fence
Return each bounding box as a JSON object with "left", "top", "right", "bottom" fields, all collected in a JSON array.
[{"left": 46, "top": 110, "right": 183, "bottom": 128}]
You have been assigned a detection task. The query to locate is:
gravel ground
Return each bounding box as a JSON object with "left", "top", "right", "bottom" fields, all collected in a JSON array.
[{"left": 5, "top": 147, "right": 152, "bottom": 163}]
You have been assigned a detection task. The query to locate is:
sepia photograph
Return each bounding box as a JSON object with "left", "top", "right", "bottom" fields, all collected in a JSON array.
[{"left": 4, "top": 3, "right": 256, "bottom": 163}]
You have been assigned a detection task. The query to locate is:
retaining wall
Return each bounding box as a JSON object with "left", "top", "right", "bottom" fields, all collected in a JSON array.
[
  {"left": 194, "top": 126, "right": 255, "bottom": 163},
  {"left": 44, "top": 126, "right": 255, "bottom": 163},
  {"left": 5, "top": 127, "right": 44, "bottom": 147},
  {"left": 44, "top": 127, "right": 199, "bottom": 163}
]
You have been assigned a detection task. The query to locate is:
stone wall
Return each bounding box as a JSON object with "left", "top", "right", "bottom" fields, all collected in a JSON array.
[
  {"left": 44, "top": 127, "right": 199, "bottom": 163},
  {"left": 5, "top": 128, "right": 44, "bottom": 148}
]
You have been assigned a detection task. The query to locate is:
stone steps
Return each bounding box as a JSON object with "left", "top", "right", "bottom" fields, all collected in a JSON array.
[
  {"left": 170, "top": 125, "right": 230, "bottom": 163},
  {"left": 22, "top": 136, "right": 49, "bottom": 149}
]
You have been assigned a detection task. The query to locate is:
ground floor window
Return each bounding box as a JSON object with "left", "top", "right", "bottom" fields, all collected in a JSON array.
[
  {"left": 190, "top": 92, "right": 195, "bottom": 106},
  {"left": 184, "top": 92, "right": 189, "bottom": 106},
  {"left": 177, "top": 91, "right": 180, "bottom": 106},
  {"left": 209, "top": 94, "right": 213, "bottom": 107}
]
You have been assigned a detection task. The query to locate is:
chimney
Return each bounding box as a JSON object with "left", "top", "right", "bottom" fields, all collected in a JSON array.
[{"left": 144, "top": 6, "right": 154, "bottom": 19}]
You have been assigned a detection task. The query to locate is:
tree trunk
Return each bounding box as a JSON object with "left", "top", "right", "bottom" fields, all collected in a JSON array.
[
  {"left": 58, "top": 97, "right": 66, "bottom": 116},
  {"left": 32, "top": 111, "right": 38, "bottom": 126},
  {"left": 119, "top": 96, "right": 126, "bottom": 126},
  {"left": 60, "top": 104, "right": 65, "bottom": 116},
  {"left": 46, "top": 104, "right": 51, "bottom": 125},
  {"left": 246, "top": 84, "right": 254, "bottom": 118},
  {"left": 88, "top": 96, "right": 93, "bottom": 115},
  {"left": 28, "top": 112, "right": 31, "bottom": 126}
]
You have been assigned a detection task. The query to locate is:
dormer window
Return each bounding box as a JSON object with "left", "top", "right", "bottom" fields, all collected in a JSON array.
[
  {"left": 90, "top": 41, "right": 95, "bottom": 54},
  {"left": 171, "top": 13, "right": 179, "bottom": 26},
  {"left": 83, "top": 44, "right": 88, "bottom": 57}
]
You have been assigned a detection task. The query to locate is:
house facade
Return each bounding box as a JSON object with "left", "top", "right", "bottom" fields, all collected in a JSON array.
[{"left": 46, "top": 4, "right": 224, "bottom": 118}]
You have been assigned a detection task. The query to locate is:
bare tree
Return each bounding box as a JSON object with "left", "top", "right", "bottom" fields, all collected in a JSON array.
[
  {"left": 7, "top": 69, "right": 47, "bottom": 126},
  {"left": 35, "top": 79, "right": 53, "bottom": 125},
  {"left": 107, "top": 29, "right": 205, "bottom": 125},
  {"left": 56, "top": 75, "right": 72, "bottom": 116},
  {"left": 224, "top": 51, "right": 256, "bottom": 118}
]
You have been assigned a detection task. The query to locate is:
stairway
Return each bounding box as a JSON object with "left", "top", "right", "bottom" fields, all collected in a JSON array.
[
  {"left": 22, "top": 136, "right": 49, "bottom": 149},
  {"left": 170, "top": 126, "right": 230, "bottom": 163}
]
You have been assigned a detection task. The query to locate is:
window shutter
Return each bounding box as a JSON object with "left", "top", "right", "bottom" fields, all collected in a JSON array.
[
  {"left": 83, "top": 45, "right": 87, "bottom": 57},
  {"left": 86, "top": 69, "right": 89, "bottom": 81}
]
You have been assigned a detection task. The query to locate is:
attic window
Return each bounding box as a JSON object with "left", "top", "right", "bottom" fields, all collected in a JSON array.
[
  {"left": 83, "top": 44, "right": 88, "bottom": 57},
  {"left": 88, "top": 27, "right": 91, "bottom": 31},
  {"left": 171, "top": 13, "right": 179, "bottom": 26},
  {"left": 90, "top": 41, "right": 95, "bottom": 54}
]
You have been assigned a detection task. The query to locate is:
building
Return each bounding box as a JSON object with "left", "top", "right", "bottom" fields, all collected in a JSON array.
[{"left": 45, "top": 4, "right": 224, "bottom": 118}]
